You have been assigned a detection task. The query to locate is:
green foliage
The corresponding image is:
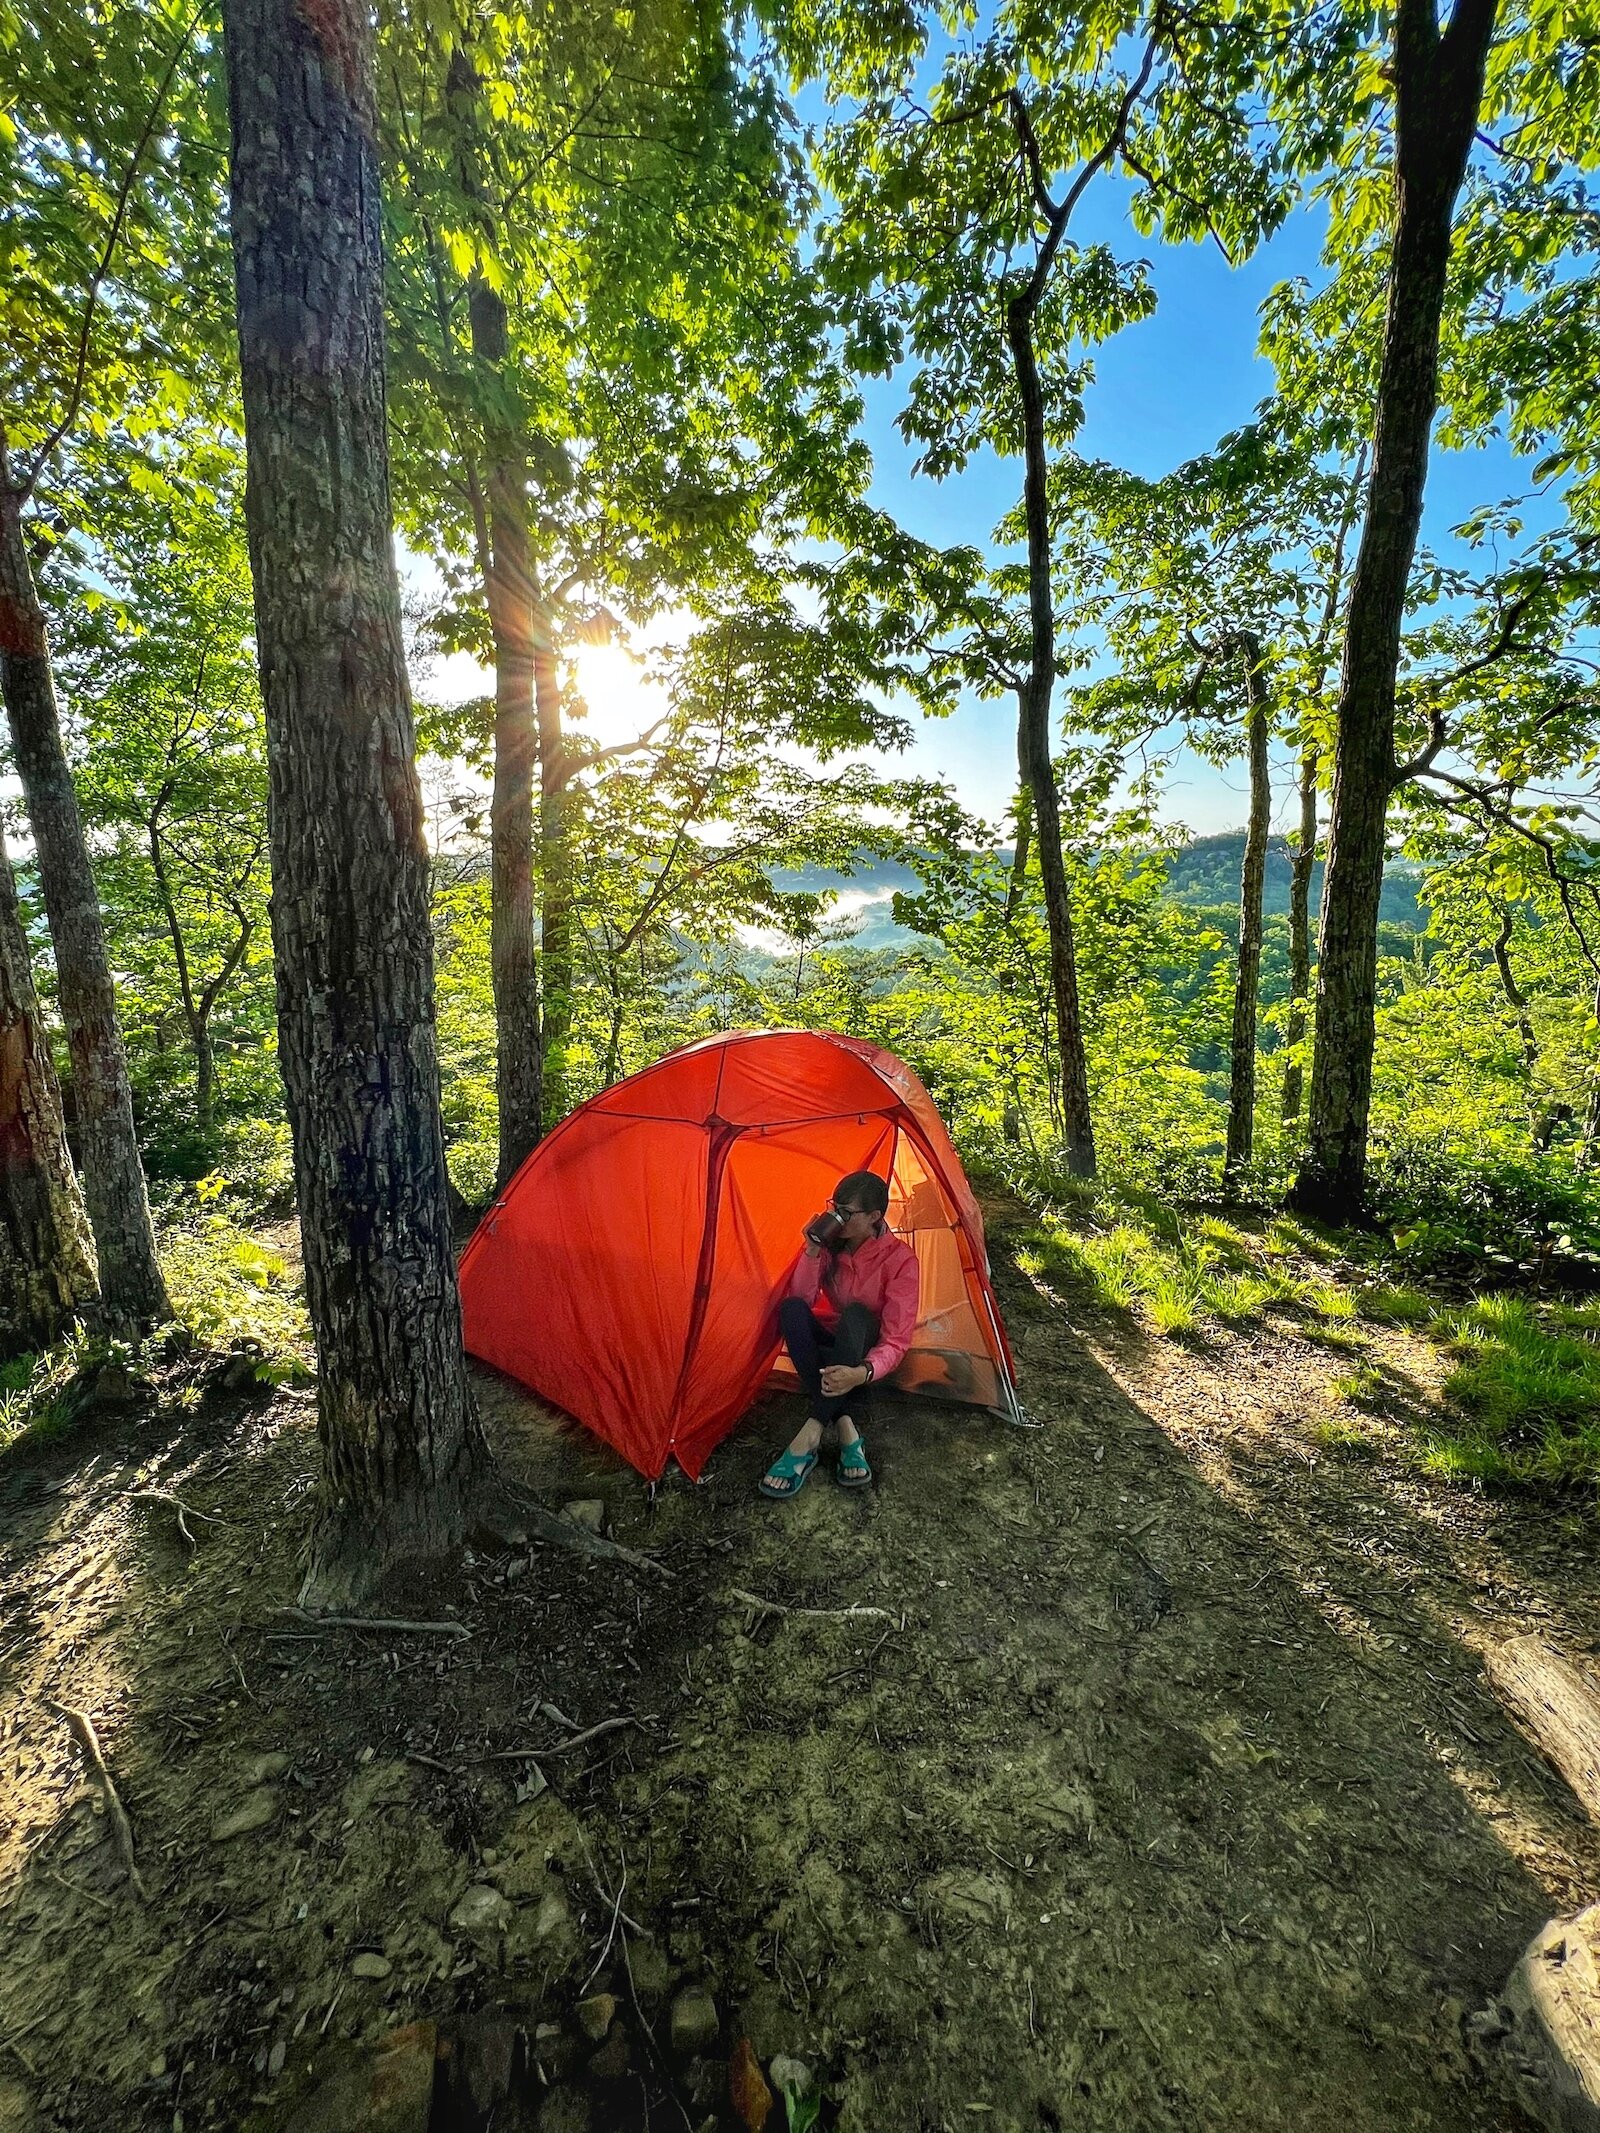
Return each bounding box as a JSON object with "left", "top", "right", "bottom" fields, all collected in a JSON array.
[
  {"left": 1423, "top": 1295, "right": 1600, "bottom": 1489},
  {"left": 1311, "top": 1415, "right": 1378, "bottom": 1460},
  {"left": 0, "top": 1328, "right": 121, "bottom": 1453},
  {"left": 46, "top": 469, "right": 278, "bottom": 1179},
  {"left": 1010, "top": 1181, "right": 1360, "bottom": 1343},
  {"left": 159, "top": 1209, "right": 313, "bottom": 1374}
]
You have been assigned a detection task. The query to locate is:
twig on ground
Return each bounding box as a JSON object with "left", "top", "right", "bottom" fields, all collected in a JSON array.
[
  {"left": 493, "top": 1491, "right": 675, "bottom": 1579},
  {"left": 823, "top": 1628, "right": 895, "bottom": 1684},
  {"left": 539, "top": 1700, "right": 580, "bottom": 1730},
  {"left": 1, "top": 2032, "right": 37, "bottom": 2080},
  {"left": 730, "top": 1588, "right": 898, "bottom": 1623},
  {"left": 126, "top": 1489, "right": 228, "bottom": 1549},
  {"left": 538, "top": 1715, "right": 644, "bottom": 1759},
  {"left": 621, "top": 1916, "right": 695, "bottom": 2133},
  {"left": 43, "top": 1703, "right": 147, "bottom": 1901},
  {"left": 272, "top": 1607, "right": 471, "bottom": 1640},
  {"left": 43, "top": 1865, "right": 114, "bottom": 1912},
  {"left": 581, "top": 1865, "right": 629, "bottom": 1993},
  {"left": 573, "top": 1829, "right": 650, "bottom": 1939},
  {"left": 319, "top": 1983, "right": 345, "bottom": 2035}
]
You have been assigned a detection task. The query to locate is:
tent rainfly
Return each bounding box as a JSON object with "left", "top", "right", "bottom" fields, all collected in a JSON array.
[{"left": 458, "top": 1028, "right": 1022, "bottom": 1479}]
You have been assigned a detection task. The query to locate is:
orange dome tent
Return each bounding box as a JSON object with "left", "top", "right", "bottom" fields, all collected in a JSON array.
[{"left": 458, "top": 1029, "right": 1021, "bottom": 1479}]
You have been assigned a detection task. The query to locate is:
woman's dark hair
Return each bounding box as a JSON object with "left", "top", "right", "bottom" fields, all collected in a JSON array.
[{"left": 836, "top": 1169, "right": 890, "bottom": 1216}]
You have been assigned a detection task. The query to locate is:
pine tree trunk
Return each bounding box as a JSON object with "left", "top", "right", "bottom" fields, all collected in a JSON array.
[
  {"left": 1225, "top": 635, "right": 1271, "bottom": 1186},
  {"left": 0, "top": 425, "right": 170, "bottom": 1332},
  {"left": 0, "top": 825, "right": 99, "bottom": 1355},
  {"left": 466, "top": 281, "right": 543, "bottom": 1189},
  {"left": 1006, "top": 304, "right": 1094, "bottom": 1178},
  {"left": 221, "top": 0, "right": 486, "bottom": 1605},
  {"left": 1294, "top": 0, "right": 1498, "bottom": 1224},
  {"left": 537, "top": 637, "right": 575, "bottom": 1128},
  {"left": 1281, "top": 732, "right": 1318, "bottom": 1124}
]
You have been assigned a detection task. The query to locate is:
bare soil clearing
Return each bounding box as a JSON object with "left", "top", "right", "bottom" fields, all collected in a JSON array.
[{"left": 3, "top": 1203, "right": 1600, "bottom": 2132}]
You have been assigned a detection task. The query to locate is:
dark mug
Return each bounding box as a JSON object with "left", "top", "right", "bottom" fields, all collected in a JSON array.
[{"left": 804, "top": 1210, "right": 845, "bottom": 1249}]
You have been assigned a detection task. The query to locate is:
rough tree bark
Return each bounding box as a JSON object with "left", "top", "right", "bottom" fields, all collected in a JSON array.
[
  {"left": 1281, "top": 731, "right": 1317, "bottom": 1124},
  {"left": 0, "top": 823, "right": 99, "bottom": 1355},
  {"left": 0, "top": 422, "right": 170, "bottom": 1331},
  {"left": 221, "top": 0, "right": 487, "bottom": 1604},
  {"left": 1225, "top": 634, "right": 1271, "bottom": 1186},
  {"left": 1293, "top": 0, "right": 1499, "bottom": 1223}
]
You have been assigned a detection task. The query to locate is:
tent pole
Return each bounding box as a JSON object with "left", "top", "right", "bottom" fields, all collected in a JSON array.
[{"left": 981, "top": 1286, "right": 1038, "bottom": 1430}]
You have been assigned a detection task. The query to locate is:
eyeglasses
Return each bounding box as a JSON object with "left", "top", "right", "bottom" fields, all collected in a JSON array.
[{"left": 832, "top": 1201, "right": 870, "bottom": 1217}]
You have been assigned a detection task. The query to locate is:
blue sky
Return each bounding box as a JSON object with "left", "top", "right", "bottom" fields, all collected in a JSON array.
[{"left": 853, "top": 169, "right": 1536, "bottom": 840}]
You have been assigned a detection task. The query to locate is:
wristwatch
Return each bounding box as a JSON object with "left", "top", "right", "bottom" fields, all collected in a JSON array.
[{"left": 861, "top": 1360, "right": 874, "bottom": 1383}]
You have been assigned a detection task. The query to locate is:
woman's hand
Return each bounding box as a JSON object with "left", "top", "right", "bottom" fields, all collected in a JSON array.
[{"left": 821, "top": 1363, "right": 870, "bottom": 1398}]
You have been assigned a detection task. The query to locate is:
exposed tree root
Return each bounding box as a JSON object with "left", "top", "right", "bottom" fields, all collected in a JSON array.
[{"left": 44, "top": 1702, "right": 146, "bottom": 1902}]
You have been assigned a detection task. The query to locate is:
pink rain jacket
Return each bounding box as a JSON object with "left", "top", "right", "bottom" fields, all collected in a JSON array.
[{"left": 785, "top": 1225, "right": 921, "bottom": 1382}]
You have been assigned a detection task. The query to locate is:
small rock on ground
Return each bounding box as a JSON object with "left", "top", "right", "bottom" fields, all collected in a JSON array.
[
  {"left": 669, "top": 1985, "right": 719, "bottom": 2058},
  {"left": 211, "top": 1787, "right": 280, "bottom": 1842},
  {"left": 449, "top": 1884, "right": 513, "bottom": 1939},
  {"left": 576, "top": 1993, "right": 617, "bottom": 2042}
]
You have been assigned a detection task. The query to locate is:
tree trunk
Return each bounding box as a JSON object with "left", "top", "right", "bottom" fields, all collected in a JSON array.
[
  {"left": 1006, "top": 783, "right": 1033, "bottom": 923},
  {"left": 1225, "top": 635, "right": 1271, "bottom": 1186},
  {"left": 1281, "top": 731, "right": 1318, "bottom": 1124},
  {"left": 537, "top": 632, "right": 576, "bottom": 1128},
  {"left": 1006, "top": 304, "right": 1094, "bottom": 1178},
  {"left": 0, "top": 424, "right": 170, "bottom": 1331},
  {"left": 1490, "top": 905, "right": 1541, "bottom": 1082},
  {"left": 0, "top": 824, "right": 99, "bottom": 1355},
  {"left": 1293, "top": 0, "right": 1499, "bottom": 1224},
  {"left": 147, "top": 811, "right": 215, "bottom": 1137},
  {"left": 221, "top": 0, "right": 486, "bottom": 1605},
  {"left": 466, "top": 280, "right": 543, "bottom": 1190}
]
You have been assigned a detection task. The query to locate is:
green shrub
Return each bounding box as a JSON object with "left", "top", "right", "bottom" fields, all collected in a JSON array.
[{"left": 160, "top": 1212, "right": 313, "bottom": 1374}]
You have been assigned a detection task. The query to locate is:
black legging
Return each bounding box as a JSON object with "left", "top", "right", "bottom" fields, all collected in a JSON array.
[{"left": 779, "top": 1297, "right": 879, "bottom": 1424}]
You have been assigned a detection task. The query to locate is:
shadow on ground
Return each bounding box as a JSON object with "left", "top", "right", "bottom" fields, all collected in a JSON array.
[{"left": 1, "top": 1222, "right": 1595, "bottom": 2132}]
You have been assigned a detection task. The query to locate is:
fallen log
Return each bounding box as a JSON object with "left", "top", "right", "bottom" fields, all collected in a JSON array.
[
  {"left": 1485, "top": 1635, "right": 1600, "bottom": 1824},
  {"left": 1478, "top": 1907, "right": 1600, "bottom": 2133}
]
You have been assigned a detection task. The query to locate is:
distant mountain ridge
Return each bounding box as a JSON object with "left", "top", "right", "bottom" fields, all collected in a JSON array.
[{"left": 774, "top": 832, "right": 1424, "bottom": 949}]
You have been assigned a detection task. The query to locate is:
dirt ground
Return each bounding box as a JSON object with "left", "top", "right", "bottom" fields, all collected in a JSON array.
[{"left": 4, "top": 1201, "right": 1600, "bottom": 2133}]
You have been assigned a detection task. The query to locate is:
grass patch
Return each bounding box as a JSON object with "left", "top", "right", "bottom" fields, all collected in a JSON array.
[
  {"left": 1014, "top": 1188, "right": 1386, "bottom": 1347},
  {"left": 1312, "top": 1416, "right": 1379, "bottom": 1459},
  {"left": 1359, "top": 1283, "right": 1436, "bottom": 1328},
  {"left": 1426, "top": 1293, "right": 1600, "bottom": 1487},
  {"left": 1329, "top": 1365, "right": 1385, "bottom": 1408},
  {"left": 0, "top": 1329, "right": 129, "bottom": 1455},
  {"left": 1146, "top": 1270, "right": 1202, "bottom": 1339},
  {"left": 1301, "top": 1323, "right": 1371, "bottom": 1354}
]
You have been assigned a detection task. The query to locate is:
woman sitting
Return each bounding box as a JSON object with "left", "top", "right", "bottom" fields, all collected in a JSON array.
[{"left": 759, "top": 1169, "right": 919, "bottom": 1499}]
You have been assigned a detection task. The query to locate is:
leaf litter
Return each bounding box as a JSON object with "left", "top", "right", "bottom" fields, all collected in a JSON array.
[{"left": 2, "top": 1207, "right": 1600, "bottom": 2129}]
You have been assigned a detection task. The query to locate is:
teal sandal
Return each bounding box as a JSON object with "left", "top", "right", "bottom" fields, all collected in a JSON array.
[
  {"left": 759, "top": 1445, "right": 818, "bottom": 1500},
  {"left": 836, "top": 1432, "right": 872, "bottom": 1489}
]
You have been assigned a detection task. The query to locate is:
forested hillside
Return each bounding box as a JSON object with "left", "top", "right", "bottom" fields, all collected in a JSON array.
[{"left": 6, "top": 0, "right": 1600, "bottom": 2127}]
